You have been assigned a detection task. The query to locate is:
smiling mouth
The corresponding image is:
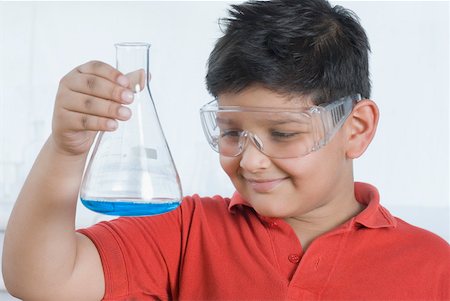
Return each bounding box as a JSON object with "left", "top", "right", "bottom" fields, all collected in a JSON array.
[{"left": 245, "top": 177, "right": 287, "bottom": 193}]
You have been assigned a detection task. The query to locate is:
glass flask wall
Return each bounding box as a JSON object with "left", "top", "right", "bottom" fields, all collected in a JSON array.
[{"left": 80, "top": 42, "right": 182, "bottom": 216}]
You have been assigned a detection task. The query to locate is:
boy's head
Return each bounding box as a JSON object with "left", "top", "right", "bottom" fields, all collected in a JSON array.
[
  {"left": 202, "top": 0, "right": 379, "bottom": 219},
  {"left": 206, "top": 0, "right": 371, "bottom": 104}
]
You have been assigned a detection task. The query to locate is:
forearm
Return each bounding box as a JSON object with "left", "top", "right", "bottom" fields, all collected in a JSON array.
[{"left": 2, "top": 136, "right": 88, "bottom": 297}]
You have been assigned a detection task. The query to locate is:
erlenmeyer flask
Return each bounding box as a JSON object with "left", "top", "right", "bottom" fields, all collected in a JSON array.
[{"left": 80, "top": 42, "right": 183, "bottom": 216}]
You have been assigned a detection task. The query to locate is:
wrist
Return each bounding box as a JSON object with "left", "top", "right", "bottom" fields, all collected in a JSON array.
[{"left": 46, "top": 135, "right": 90, "bottom": 163}]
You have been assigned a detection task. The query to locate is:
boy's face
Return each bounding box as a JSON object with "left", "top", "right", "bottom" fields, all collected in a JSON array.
[{"left": 218, "top": 86, "right": 354, "bottom": 219}]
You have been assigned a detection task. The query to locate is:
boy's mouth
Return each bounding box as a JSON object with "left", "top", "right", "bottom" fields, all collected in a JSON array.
[{"left": 245, "top": 177, "right": 288, "bottom": 193}]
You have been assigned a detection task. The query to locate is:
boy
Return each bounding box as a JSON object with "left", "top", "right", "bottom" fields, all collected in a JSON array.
[{"left": 3, "top": 0, "right": 449, "bottom": 300}]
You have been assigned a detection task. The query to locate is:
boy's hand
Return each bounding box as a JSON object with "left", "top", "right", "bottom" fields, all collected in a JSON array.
[{"left": 52, "top": 60, "right": 134, "bottom": 156}]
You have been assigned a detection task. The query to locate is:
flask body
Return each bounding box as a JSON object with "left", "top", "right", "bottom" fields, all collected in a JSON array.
[{"left": 80, "top": 43, "right": 182, "bottom": 216}]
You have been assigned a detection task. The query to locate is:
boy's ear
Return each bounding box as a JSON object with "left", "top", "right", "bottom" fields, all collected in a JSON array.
[{"left": 345, "top": 99, "right": 379, "bottom": 159}]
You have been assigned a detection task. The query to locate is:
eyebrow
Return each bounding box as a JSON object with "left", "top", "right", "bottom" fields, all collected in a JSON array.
[
  {"left": 216, "top": 117, "right": 309, "bottom": 126},
  {"left": 264, "top": 119, "right": 308, "bottom": 126},
  {"left": 216, "top": 117, "right": 235, "bottom": 125}
]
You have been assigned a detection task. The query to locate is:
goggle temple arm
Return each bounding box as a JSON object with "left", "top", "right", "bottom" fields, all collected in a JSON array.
[{"left": 313, "top": 94, "right": 361, "bottom": 150}]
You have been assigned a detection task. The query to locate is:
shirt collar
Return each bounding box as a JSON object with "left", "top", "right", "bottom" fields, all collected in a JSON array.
[
  {"left": 228, "top": 182, "right": 397, "bottom": 229},
  {"left": 353, "top": 182, "right": 397, "bottom": 229}
]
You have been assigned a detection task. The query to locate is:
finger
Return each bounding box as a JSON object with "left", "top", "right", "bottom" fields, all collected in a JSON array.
[
  {"left": 125, "top": 69, "right": 146, "bottom": 92},
  {"left": 77, "top": 60, "right": 129, "bottom": 88},
  {"left": 63, "top": 110, "right": 119, "bottom": 132},
  {"left": 62, "top": 93, "right": 132, "bottom": 122},
  {"left": 66, "top": 73, "right": 134, "bottom": 104}
]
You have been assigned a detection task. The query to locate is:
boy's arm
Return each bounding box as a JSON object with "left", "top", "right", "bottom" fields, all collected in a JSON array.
[
  {"left": 2, "top": 61, "right": 133, "bottom": 301},
  {"left": 2, "top": 137, "right": 104, "bottom": 300}
]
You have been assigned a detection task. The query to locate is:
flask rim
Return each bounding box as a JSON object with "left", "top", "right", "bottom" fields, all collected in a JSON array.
[{"left": 115, "top": 42, "right": 151, "bottom": 48}]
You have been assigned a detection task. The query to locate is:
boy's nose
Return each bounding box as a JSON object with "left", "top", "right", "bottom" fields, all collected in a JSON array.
[{"left": 239, "top": 138, "right": 271, "bottom": 172}]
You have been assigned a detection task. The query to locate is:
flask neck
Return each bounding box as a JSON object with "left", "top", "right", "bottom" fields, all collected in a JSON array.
[{"left": 115, "top": 42, "right": 150, "bottom": 92}]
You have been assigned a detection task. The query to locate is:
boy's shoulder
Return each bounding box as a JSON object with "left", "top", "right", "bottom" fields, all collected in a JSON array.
[
  {"left": 182, "top": 193, "right": 253, "bottom": 214},
  {"left": 354, "top": 182, "right": 448, "bottom": 252},
  {"left": 177, "top": 194, "right": 279, "bottom": 236},
  {"left": 391, "top": 215, "right": 449, "bottom": 252},
  {"left": 181, "top": 194, "right": 232, "bottom": 212}
]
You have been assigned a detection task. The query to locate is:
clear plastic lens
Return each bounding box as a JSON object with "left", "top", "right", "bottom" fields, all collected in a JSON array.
[
  {"left": 199, "top": 95, "right": 359, "bottom": 158},
  {"left": 202, "top": 110, "right": 315, "bottom": 158}
]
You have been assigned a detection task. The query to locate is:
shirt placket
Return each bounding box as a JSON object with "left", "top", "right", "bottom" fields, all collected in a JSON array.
[
  {"left": 261, "top": 217, "right": 303, "bottom": 282},
  {"left": 286, "top": 227, "right": 352, "bottom": 300}
]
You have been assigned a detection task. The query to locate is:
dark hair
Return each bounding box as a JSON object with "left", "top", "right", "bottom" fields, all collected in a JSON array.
[{"left": 205, "top": 0, "right": 371, "bottom": 104}]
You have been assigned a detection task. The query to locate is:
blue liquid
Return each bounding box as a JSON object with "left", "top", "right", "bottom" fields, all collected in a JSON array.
[{"left": 81, "top": 198, "right": 181, "bottom": 216}]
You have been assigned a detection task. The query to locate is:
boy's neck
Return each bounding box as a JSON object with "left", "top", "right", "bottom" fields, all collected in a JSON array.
[{"left": 283, "top": 185, "right": 365, "bottom": 251}]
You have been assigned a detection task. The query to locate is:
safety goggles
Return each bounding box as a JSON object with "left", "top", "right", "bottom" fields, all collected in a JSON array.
[{"left": 199, "top": 94, "right": 361, "bottom": 159}]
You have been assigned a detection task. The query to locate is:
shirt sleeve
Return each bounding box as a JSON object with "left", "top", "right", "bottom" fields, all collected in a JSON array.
[{"left": 77, "top": 196, "right": 195, "bottom": 300}]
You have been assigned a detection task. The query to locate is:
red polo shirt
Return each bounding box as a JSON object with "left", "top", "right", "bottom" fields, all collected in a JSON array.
[{"left": 78, "top": 182, "right": 450, "bottom": 300}]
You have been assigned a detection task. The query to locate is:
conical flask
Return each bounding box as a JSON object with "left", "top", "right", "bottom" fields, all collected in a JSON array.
[{"left": 80, "top": 42, "right": 183, "bottom": 216}]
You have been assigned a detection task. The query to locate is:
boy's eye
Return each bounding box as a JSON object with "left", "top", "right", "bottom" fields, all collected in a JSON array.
[
  {"left": 271, "top": 131, "right": 299, "bottom": 139},
  {"left": 220, "top": 129, "right": 242, "bottom": 138}
]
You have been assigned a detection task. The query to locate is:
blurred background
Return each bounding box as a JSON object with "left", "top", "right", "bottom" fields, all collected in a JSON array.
[{"left": 0, "top": 1, "right": 449, "bottom": 299}]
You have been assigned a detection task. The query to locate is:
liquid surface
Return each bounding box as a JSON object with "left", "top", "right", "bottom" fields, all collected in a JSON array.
[{"left": 81, "top": 198, "right": 181, "bottom": 216}]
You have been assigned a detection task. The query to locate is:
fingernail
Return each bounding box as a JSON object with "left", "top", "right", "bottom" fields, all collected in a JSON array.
[
  {"left": 117, "top": 75, "right": 129, "bottom": 88},
  {"left": 107, "top": 119, "right": 118, "bottom": 130},
  {"left": 118, "top": 107, "right": 131, "bottom": 119},
  {"left": 121, "top": 90, "right": 134, "bottom": 103}
]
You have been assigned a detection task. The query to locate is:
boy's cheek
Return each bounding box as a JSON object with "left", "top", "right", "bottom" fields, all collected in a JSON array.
[
  {"left": 219, "top": 155, "right": 247, "bottom": 191},
  {"left": 219, "top": 155, "right": 240, "bottom": 176}
]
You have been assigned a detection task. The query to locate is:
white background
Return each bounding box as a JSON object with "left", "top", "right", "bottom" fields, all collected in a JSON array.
[{"left": 0, "top": 1, "right": 449, "bottom": 299}]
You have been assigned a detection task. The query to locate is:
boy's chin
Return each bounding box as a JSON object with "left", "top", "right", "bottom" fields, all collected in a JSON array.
[{"left": 249, "top": 198, "right": 295, "bottom": 219}]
